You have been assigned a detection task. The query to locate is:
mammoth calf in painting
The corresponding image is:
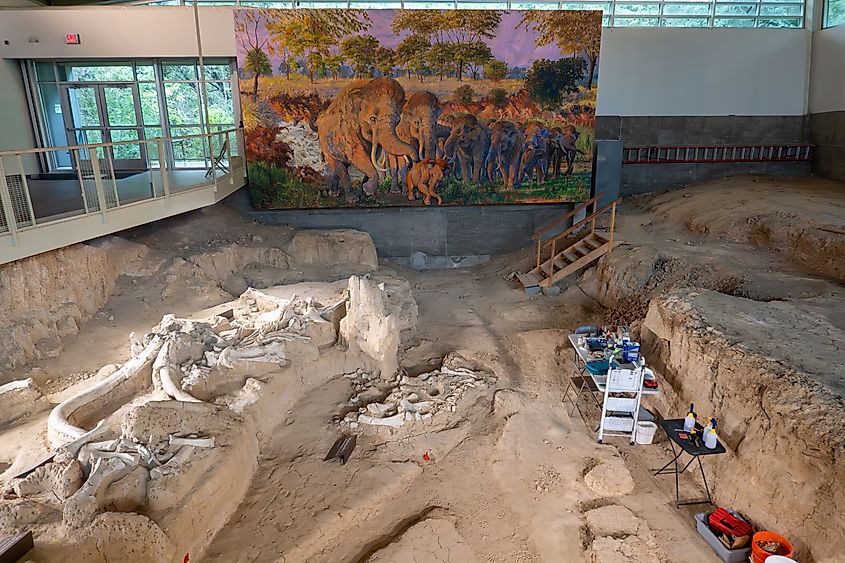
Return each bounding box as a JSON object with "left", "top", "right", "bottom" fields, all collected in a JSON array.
[
  {"left": 486, "top": 120, "right": 524, "bottom": 190},
  {"left": 317, "top": 77, "right": 418, "bottom": 203},
  {"left": 387, "top": 91, "right": 449, "bottom": 193},
  {"left": 407, "top": 158, "right": 451, "bottom": 206},
  {"left": 443, "top": 114, "right": 490, "bottom": 184}
]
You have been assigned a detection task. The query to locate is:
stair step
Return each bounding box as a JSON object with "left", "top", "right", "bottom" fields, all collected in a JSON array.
[
  {"left": 584, "top": 237, "right": 602, "bottom": 250},
  {"left": 516, "top": 272, "right": 541, "bottom": 288},
  {"left": 574, "top": 243, "right": 591, "bottom": 256},
  {"left": 593, "top": 232, "right": 609, "bottom": 244},
  {"left": 563, "top": 251, "right": 579, "bottom": 262},
  {"left": 554, "top": 257, "right": 568, "bottom": 270}
]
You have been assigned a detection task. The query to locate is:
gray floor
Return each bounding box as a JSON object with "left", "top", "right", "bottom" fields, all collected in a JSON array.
[{"left": 26, "top": 169, "right": 222, "bottom": 224}]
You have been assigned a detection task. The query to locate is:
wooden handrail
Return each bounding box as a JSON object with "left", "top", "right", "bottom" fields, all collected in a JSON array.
[
  {"left": 545, "top": 198, "right": 619, "bottom": 248},
  {"left": 534, "top": 198, "right": 619, "bottom": 272},
  {"left": 532, "top": 192, "right": 604, "bottom": 240}
]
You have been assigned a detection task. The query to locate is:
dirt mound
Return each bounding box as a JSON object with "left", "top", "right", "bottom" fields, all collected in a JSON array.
[{"left": 638, "top": 176, "right": 845, "bottom": 282}]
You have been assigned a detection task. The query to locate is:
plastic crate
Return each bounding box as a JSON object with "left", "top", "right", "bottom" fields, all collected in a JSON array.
[{"left": 695, "top": 512, "right": 752, "bottom": 563}]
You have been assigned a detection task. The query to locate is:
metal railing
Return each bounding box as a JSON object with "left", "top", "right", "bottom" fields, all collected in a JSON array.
[
  {"left": 0, "top": 128, "right": 246, "bottom": 264},
  {"left": 622, "top": 143, "right": 813, "bottom": 164}
]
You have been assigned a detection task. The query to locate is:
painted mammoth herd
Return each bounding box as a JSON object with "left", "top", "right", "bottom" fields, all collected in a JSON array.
[{"left": 315, "top": 77, "right": 583, "bottom": 204}]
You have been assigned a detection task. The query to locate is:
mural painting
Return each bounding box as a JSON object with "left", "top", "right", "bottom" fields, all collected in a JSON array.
[{"left": 235, "top": 9, "right": 601, "bottom": 208}]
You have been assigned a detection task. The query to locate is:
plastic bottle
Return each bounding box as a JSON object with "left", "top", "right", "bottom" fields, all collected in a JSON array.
[
  {"left": 702, "top": 417, "right": 713, "bottom": 437},
  {"left": 683, "top": 403, "right": 696, "bottom": 432},
  {"left": 705, "top": 419, "right": 718, "bottom": 449}
]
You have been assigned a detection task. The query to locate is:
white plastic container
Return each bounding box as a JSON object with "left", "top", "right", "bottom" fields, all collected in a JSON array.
[
  {"left": 764, "top": 557, "right": 797, "bottom": 563},
  {"left": 635, "top": 421, "right": 658, "bottom": 444},
  {"left": 705, "top": 429, "right": 718, "bottom": 449}
]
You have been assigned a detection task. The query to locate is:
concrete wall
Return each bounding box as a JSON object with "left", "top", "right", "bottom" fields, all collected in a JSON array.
[
  {"left": 0, "top": 58, "right": 37, "bottom": 174},
  {"left": 597, "top": 115, "right": 811, "bottom": 193},
  {"left": 0, "top": 7, "right": 235, "bottom": 59},
  {"left": 597, "top": 28, "right": 811, "bottom": 117},
  {"left": 596, "top": 28, "right": 813, "bottom": 194},
  {"left": 808, "top": 25, "right": 845, "bottom": 181}
]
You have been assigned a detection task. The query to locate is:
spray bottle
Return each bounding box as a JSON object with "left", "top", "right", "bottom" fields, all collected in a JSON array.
[
  {"left": 683, "top": 403, "right": 696, "bottom": 432},
  {"left": 704, "top": 418, "right": 718, "bottom": 449}
]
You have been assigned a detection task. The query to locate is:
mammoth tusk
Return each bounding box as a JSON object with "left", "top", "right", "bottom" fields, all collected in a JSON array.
[
  {"left": 418, "top": 144, "right": 424, "bottom": 161},
  {"left": 404, "top": 155, "right": 412, "bottom": 167},
  {"left": 370, "top": 131, "right": 390, "bottom": 174}
]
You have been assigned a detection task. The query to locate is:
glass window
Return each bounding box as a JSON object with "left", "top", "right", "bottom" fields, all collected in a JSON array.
[
  {"left": 663, "top": 3, "right": 711, "bottom": 15},
  {"left": 204, "top": 82, "right": 235, "bottom": 125},
  {"left": 139, "top": 83, "right": 161, "bottom": 125},
  {"left": 164, "top": 82, "right": 201, "bottom": 125},
  {"left": 714, "top": 16, "right": 757, "bottom": 25},
  {"left": 136, "top": 62, "right": 156, "bottom": 81},
  {"left": 35, "top": 62, "right": 55, "bottom": 82},
  {"left": 110, "top": 130, "right": 142, "bottom": 160},
  {"left": 58, "top": 63, "right": 134, "bottom": 82},
  {"left": 162, "top": 62, "right": 197, "bottom": 81},
  {"left": 203, "top": 63, "right": 232, "bottom": 81},
  {"left": 661, "top": 16, "right": 711, "bottom": 25},
  {"left": 104, "top": 87, "right": 138, "bottom": 127},
  {"left": 827, "top": 0, "right": 845, "bottom": 25},
  {"left": 616, "top": 3, "right": 661, "bottom": 14},
  {"left": 614, "top": 16, "right": 661, "bottom": 24}
]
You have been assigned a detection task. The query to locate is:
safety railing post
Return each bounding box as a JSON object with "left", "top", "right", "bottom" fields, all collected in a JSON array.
[
  {"left": 0, "top": 158, "right": 19, "bottom": 245},
  {"left": 226, "top": 130, "right": 234, "bottom": 186},
  {"left": 105, "top": 147, "right": 120, "bottom": 207},
  {"left": 73, "top": 149, "right": 90, "bottom": 214},
  {"left": 90, "top": 153, "right": 108, "bottom": 223},
  {"left": 550, "top": 238, "right": 556, "bottom": 273},
  {"left": 157, "top": 138, "right": 171, "bottom": 199},
  {"left": 16, "top": 155, "right": 36, "bottom": 228},
  {"left": 212, "top": 133, "right": 219, "bottom": 193},
  {"left": 608, "top": 201, "right": 617, "bottom": 253},
  {"left": 536, "top": 237, "right": 542, "bottom": 271}
]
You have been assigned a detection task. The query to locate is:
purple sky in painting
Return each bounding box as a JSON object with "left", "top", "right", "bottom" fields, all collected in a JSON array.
[{"left": 235, "top": 9, "right": 575, "bottom": 70}]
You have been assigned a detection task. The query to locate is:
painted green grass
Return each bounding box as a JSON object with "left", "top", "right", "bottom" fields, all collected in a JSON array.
[{"left": 249, "top": 161, "right": 589, "bottom": 209}]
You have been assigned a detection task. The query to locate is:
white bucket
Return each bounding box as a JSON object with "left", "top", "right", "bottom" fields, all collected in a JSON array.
[{"left": 635, "top": 421, "right": 658, "bottom": 445}]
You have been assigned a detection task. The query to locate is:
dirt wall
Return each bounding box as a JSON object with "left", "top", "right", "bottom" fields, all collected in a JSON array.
[
  {"left": 640, "top": 292, "right": 845, "bottom": 562},
  {"left": 0, "top": 238, "right": 146, "bottom": 372}
]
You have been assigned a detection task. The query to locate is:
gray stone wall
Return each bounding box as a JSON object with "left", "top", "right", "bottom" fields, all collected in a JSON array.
[
  {"left": 809, "top": 111, "right": 845, "bottom": 181},
  {"left": 597, "top": 115, "right": 811, "bottom": 195},
  {"left": 235, "top": 190, "right": 571, "bottom": 259}
]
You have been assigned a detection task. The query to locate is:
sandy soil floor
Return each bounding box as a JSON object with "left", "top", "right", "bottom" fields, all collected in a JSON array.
[{"left": 2, "top": 174, "right": 843, "bottom": 562}]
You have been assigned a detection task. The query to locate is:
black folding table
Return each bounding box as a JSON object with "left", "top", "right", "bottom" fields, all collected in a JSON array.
[{"left": 653, "top": 418, "right": 726, "bottom": 508}]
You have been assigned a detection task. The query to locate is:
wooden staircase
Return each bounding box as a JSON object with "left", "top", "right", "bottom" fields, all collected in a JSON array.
[{"left": 516, "top": 194, "right": 620, "bottom": 290}]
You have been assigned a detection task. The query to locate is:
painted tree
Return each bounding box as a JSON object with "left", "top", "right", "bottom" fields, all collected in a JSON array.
[
  {"left": 462, "top": 41, "right": 493, "bottom": 80},
  {"left": 525, "top": 58, "right": 586, "bottom": 109},
  {"left": 324, "top": 53, "right": 344, "bottom": 80},
  {"left": 375, "top": 46, "right": 397, "bottom": 78},
  {"left": 266, "top": 9, "right": 371, "bottom": 83},
  {"left": 427, "top": 42, "right": 454, "bottom": 81},
  {"left": 396, "top": 34, "right": 431, "bottom": 81},
  {"left": 484, "top": 59, "right": 508, "bottom": 82},
  {"left": 341, "top": 35, "right": 380, "bottom": 77},
  {"left": 235, "top": 11, "right": 272, "bottom": 100},
  {"left": 520, "top": 10, "right": 602, "bottom": 89},
  {"left": 392, "top": 9, "right": 501, "bottom": 81}
]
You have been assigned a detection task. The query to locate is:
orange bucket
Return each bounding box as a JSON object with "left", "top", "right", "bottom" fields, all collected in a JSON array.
[{"left": 751, "top": 531, "right": 793, "bottom": 562}]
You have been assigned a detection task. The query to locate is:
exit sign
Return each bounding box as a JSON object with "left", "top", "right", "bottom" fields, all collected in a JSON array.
[{"left": 65, "top": 33, "right": 80, "bottom": 45}]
